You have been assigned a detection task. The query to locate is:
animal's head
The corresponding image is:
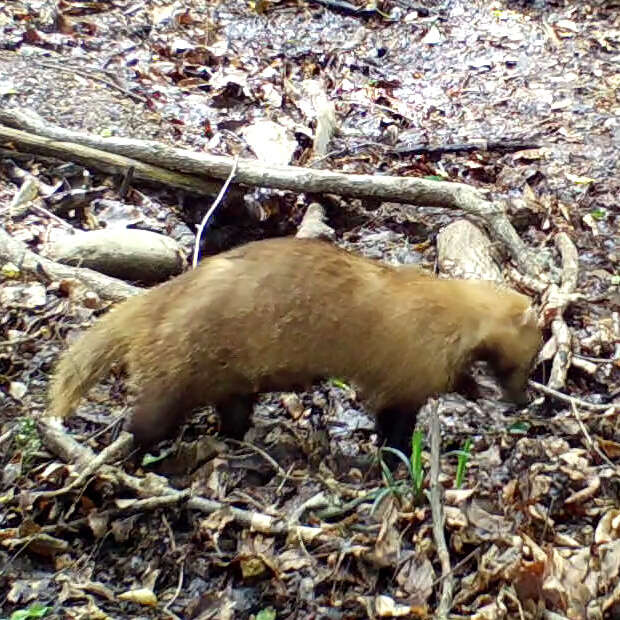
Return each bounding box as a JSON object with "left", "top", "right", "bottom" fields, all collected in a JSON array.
[{"left": 480, "top": 303, "right": 543, "bottom": 405}]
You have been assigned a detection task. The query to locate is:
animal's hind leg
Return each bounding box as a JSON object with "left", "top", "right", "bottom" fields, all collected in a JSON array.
[
  {"left": 126, "top": 383, "right": 194, "bottom": 447},
  {"left": 216, "top": 395, "right": 255, "bottom": 439}
]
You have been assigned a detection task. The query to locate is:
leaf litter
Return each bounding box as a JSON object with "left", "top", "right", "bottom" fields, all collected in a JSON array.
[{"left": 0, "top": 0, "right": 618, "bottom": 618}]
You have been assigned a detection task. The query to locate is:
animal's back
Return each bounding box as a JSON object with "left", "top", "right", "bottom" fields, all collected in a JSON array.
[
  {"left": 125, "top": 238, "right": 397, "bottom": 402},
  {"left": 131, "top": 238, "right": 472, "bottom": 412}
]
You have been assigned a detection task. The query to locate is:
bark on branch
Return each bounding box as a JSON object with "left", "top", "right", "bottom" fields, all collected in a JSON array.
[
  {"left": 0, "top": 124, "right": 227, "bottom": 198},
  {"left": 0, "top": 108, "right": 549, "bottom": 279},
  {"left": 0, "top": 226, "right": 140, "bottom": 302}
]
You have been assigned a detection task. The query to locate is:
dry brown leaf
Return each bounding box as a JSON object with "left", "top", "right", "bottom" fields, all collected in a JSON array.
[
  {"left": 444, "top": 505, "right": 467, "bottom": 528},
  {"left": 395, "top": 552, "right": 434, "bottom": 603},
  {"left": 544, "top": 547, "right": 597, "bottom": 616},
  {"left": 466, "top": 501, "right": 512, "bottom": 539},
  {"left": 277, "top": 549, "right": 313, "bottom": 573},
  {"left": 595, "top": 508, "right": 620, "bottom": 544},
  {"left": 530, "top": 474, "right": 552, "bottom": 501},
  {"left": 118, "top": 587, "right": 157, "bottom": 606},
  {"left": 370, "top": 497, "right": 401, "bottom": 568},
  {"left": 598, "top": 439, "right": 620, "bottom": 459},
  {"left": 199, "top": 507, "right": 236, "bottom": 549},
  {"left": 240, "top": 556, "right": 268, "bottom": 579},
  {"left": 281, "top": 393, "right": 305, "bottom": 420},
  {"left": 444, "top": 488, "right": 475, "bottom": 504},
  {"left": 375, "top": 594, "right": 421, "bottom": 617},
  {"left": 87, "top": 511, "right": 109, "bottom": 539},
  {"left": 564, "top": 475, "right": 600, "bottom": 505},
  {"left": 471, "top": 599, "right": 507, "bottom": 619}
]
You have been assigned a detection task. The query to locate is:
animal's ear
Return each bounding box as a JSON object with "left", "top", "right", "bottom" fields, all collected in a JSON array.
[{"left": 518, "top": 305, "right": 538, "bottom": 328}]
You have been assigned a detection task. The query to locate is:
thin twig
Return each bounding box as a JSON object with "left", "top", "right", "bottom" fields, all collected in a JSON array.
[
  {"left": 33, "top": 431, "right": 135, "bottom": 499},
  {"left": 29, "top": 200, "right": 76, "bottom": 230},
  {"left": 230, "top": 439, "right": 306, "bottom": 482},
  {"left": 0, "top": 329, "right": 45, "bottom": 348},
  {"left": 161, "top": 514, "right": 177, "bottom": 553},
  {"left": 426, "top": 546, "right": 483, "bottom": 588},
  {"left": 546, "top": 232, "right": 579, "bottom": 389},
  {"left": 426, "top": 398, "right": 453, "bottom": 619},
  {"left": 162, "top": 563, "right": 184, "bottom": 614},
  {"left": 192, "top": 155, "right": 240, "bottom": 268},
  {"left": 187, "top": 495, "right": 332, "bottom": 543},
  {"left": 570, "top": 401, "right": 617, "bottom": 469},
  {"left": 0, "top": 538, "right": 37, "bottom": 577},
  {"left": 573, "top": 353, "right": 617, "bottom": 364},
  {"left": 29, "top": 58, "right": 147, "bottom": 104},
  {"left": 529, "top": 380, "right": 616, "bottom": 412}
]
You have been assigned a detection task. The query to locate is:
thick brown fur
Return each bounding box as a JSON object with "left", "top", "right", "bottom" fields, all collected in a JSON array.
[{"left": 48, "top": 237, "right": 542, "bottom": 453}]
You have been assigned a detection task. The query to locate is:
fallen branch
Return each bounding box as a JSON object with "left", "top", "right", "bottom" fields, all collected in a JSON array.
[
  {"left": 436, "top": 219, "right": 503, "bottom": 282},
  {"left": 295, "top": 202, "right": 335, "bottom": 240},
  {"left": 43, "top": 487, "right": 343, "bottom": 546},
  {"left": 37, "top": 420, "right": 178, "bottom": 499},
  {"left": 36, "top": 419, "right": 346, "bottom": 548},
  {"left": 0, "top": 226, "right": 140, "bottom": 302},
  {"left": 388, "top": 138, "right": 541, "bottom": 157},
  {"left": 0, "top": 125, "right": 228, "bottom": 199},
  {"left": 0, "top": 108, "right": 548, "bottom": 279},
  {"left": 529, "top": 380, "right": 616, "bottom": 412},
  {"left": 46, "top": 228, "right": 184, "bottom": 284},
  {"left": 35, "top": 493, "right": 191, "bottom": 536},
  {"left": 508, "top": 267, "right": 548, "bottom": 295},
  {"left": 37, "top": 418, "right": 97, "bottom": 467},
  {"left": 427, "top": 398, "right": 454, "bottom": 619},
  {"left": 33, "top": 431, "right": 135, "bottom": 500},
  {"left": 545, "top": 232, "right": 579, "bottom": 390}
]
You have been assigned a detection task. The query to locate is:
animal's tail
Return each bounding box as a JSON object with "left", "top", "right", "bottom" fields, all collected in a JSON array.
[{"left": 47, "top": 305, "right": 133, "bottom": 419}]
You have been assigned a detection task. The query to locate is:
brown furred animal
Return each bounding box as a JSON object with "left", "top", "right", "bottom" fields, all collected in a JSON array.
[{"left": 48, "top": 237, "right": 542, "bottom": 453}]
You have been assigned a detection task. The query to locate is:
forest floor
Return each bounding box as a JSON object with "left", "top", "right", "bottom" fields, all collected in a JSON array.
[{"left": 0, "top": 0, "right": 618, "bottom": 618}]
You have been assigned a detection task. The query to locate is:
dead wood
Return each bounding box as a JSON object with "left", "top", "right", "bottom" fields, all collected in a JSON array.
[
  {"left": 508, "top": 267, "right": 548, "bottom": 295},
  {"left": 300, "top": 79, "right": 337, "bottom": 159},
  {"left": 296, "top": 202, "right": 335, "bottom": 240},
  {"left": 46, "top": 228, "right": 184, "bottom": 284},
  {"left": 33, "top": 429, "right": 135, "bottom": 500},
  {"left": 436, "top": 219, "right": 504, "bottom": 282},
  {"left": 0, "top": 125, "right": 227, "bottom": 198},
  {"left": 427, "top": 398, "right": 454, "bottom": 619},
  {"left": 545, "top": 232, "right": 579, "bottom": 390},
  {"left": 0, "top": 108, "right": 549, "bottom": 279},
  {"left": 388, "top": 138, "right": 541, "bottom": 157},
  {"left": 0, "top": 226, "right": 140, "bottom": 302},
  {"left": 528, "top": 381, "right": 614, "bottom": 413},
  {"left": 35, "top": 419, "right": 343, "bottom": 549}
]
